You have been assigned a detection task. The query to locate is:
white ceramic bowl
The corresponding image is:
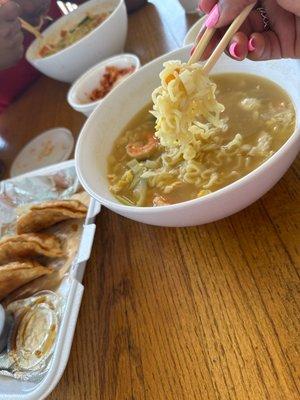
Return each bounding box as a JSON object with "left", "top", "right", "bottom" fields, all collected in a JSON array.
[
  {"left": 75, "top": 46, "right": 300, "bottom": 227},
  {"left": 183, "top": 16, "right": 205, "bottom": 45},
  {"left": 67, "top": 53, "right": 140, "bottom": 117},
  {"left": 26, "top": 0, "right": 128, "bottom": 83},
  {"left": 178, "top": 0, "right": 200, "bottom": 13}
]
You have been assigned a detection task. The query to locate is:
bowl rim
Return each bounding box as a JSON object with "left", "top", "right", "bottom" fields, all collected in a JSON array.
[
  {"left": 183, "top": 15, "right": 205, "bottom": 46},
  {"left": 26, "top": 0, "right": 124, "bottom": 62},
  {"left": 75, "top": 48, "right": 300, "bottom": 214},
  {"left": 67, "top": 53, "right": 141, "bottom": 110}
]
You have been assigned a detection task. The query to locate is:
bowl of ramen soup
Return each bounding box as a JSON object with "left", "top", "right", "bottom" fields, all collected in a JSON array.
[
  {"left": 75, "top": 46, "right": 300, "bottom": 227},
  {"left": 26, "top": 0, "right": 127, "bottom": 83}
]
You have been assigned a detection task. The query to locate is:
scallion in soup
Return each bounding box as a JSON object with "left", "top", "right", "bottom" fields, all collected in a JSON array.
[{"left": 107, "top": 68, "right": 295, "bottom": 207}]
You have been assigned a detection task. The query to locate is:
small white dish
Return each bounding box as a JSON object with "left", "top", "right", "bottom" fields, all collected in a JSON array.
[
  {"left": 67, "top": 53, "right": 140, "bottom": 117},
  {"left": 75, "top": 46, "right": 300, "bottom": 227},
  {"left": 10, "top": 128, "right": 74, "bottom": 177},
  {"left": 183, "top": 16, "right": 205, "bottom": 45},
  {"left": 26, "top": 0, "right": 128, "bottom": 83}
]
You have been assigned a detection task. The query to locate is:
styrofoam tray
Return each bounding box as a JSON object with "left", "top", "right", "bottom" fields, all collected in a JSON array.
[{"left": 0, "top": 159, "right": 101, "bottom": 399}]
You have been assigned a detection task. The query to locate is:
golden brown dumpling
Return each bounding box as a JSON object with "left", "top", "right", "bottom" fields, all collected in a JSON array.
[
  {"left": 0, "top": 260, "right": 51, "bottom": 301},
  {"left": 16, "top": 195, "right": 88, "bottom": 234},
  {"left": 0, "top": 233, "right": 64, "bottom": 265}
]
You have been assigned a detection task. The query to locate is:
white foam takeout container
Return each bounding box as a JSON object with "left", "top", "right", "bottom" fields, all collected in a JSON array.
[{"left": 0, "top": 159, "right": 101, "bottom": 399}]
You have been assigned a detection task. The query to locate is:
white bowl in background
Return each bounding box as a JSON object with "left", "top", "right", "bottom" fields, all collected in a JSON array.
[
  {"left": 75, "top": 46, "right": 300, "bottom": 227},
  {"left": 178, "top": 0, "right": 200, "bottom": 13},
  {"left": 67, "top": 53, "right": 140, "bottom": 117},
  {"left": 26, "top": 0, "right": 128, "bottom": 83},
  {"left": 183, "top": 15, "right": 205, "bottom": 45}
]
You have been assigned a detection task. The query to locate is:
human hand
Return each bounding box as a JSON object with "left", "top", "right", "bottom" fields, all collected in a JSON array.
[
  {"left": 0, "top": 0, "right": 23, "bottom": 70},
  {"left": 15, "top": 0, "right": 50, "bottom": 25},
  {"left": 195, "top": 0, "right": 300, "bottom": 61}
]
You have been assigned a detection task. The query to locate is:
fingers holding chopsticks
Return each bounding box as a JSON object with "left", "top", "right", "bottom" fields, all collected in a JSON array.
[
  {"left": 195, "top": 0, "right": 300, "bottom": 62},
  {"left": 194, "top": 1, "right": 265, "bottom": 61},
  {"left": 199, "top": 0, "right": 257, "bottom": 28},
  {"left": 194, "top": 19, "right": 261, "bottom": 62},
  {"left": 246, "top": 31, "right": 282, "bottom": 61},
  {"left": 0, "top": 0, "right": 24, "bottom": 69}
]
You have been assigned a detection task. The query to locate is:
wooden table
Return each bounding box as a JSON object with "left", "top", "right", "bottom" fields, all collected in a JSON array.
[{"left": 1, "top": 1, "right": 300, "bottom": 399}]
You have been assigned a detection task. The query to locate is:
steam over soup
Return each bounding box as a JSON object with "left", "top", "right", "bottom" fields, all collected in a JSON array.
[{"left": 108, "top": 66, "right": 295, "bottom": 207}]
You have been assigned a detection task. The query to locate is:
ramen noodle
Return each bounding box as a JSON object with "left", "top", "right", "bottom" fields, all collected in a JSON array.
[{"left": 107, "top": 61, "right": 295, "bottom": 207}]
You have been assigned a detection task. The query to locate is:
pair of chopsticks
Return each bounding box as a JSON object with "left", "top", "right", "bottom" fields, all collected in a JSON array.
[
  {"left": 188, "top": 3, "right": 255, "bottom": 73},
  {"left": 19, "top": 15, "right": 53, "bottom": 39},
  {"left": 19, "top": 17, "right": 43, "bottom": 39}
]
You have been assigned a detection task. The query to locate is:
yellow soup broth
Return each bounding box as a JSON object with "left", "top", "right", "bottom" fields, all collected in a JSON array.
[
  {"left": 107, "top": 73, "right": 295, "bottom": 207},
  {"left": 39, "top": 13, "right": 110, "bottom": 57}
]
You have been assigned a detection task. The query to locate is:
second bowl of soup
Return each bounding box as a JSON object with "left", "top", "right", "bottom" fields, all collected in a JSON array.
[
  {"left": 26, "top": 0, "right": 127, "bottom": 83},
  {"left": 75, "top": 46, "right": 300, "bottom": 227}
]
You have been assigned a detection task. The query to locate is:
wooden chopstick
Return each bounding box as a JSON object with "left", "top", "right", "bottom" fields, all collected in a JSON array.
[
  {"left": 19, "top": 17, "right": 43, "bottom": 39},
  {"left": 188, "top": 27, "right": 216, "bottom": 65},
  {"left": 188, "top": 3, "right": 255, "bottom": 73},
  {"left": 202, "top": 3, "right": 255, "bottom": 73}
]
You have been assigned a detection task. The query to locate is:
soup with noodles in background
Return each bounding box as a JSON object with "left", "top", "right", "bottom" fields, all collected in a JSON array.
[
  {"left": 107, "top": 73, "right": 295, "bottom": 207},
  {"left": 39, "top": 12, "right": 111, "bottom": 58}
]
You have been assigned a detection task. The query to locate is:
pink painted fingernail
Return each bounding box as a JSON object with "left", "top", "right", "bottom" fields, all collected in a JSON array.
[
  {"left": 248, "top": 37, "right": 255, "bottom": 52},
  {"left": 229, "top": 42, "right": 240, "bottom": 59},
  {"left": 205, "top": 4, "right": 220, "bottom": 28},
  {"left": 190, "top": 46, "right": 195, "bottom": 56}
]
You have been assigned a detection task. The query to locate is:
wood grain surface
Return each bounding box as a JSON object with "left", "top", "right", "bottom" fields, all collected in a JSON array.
[{"left": 1, "top": 1, "right": 299, "bottom": 399}]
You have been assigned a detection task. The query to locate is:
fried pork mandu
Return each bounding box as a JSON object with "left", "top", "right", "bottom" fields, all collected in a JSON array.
[
  {"left": 17, "top": 196, "right": 88, "bottom": 234},
  {"left": 0, "top": 260, "right": 51, "bottom": 301},
  {"left": 0, "top": 233, "right": 64, "bottom": 265}
]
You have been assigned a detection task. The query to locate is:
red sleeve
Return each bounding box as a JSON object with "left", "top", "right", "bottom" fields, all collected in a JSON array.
[{"left": 0, "top": 0, "right": 62, "bottom": 113}]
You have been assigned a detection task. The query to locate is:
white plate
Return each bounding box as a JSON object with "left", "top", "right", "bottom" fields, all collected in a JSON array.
[
  {"left": 183, "top": 16, "right": 205, "bottom": 46},
  {"left": 10, "top": 128, "right": 74, "bottom": 177}
]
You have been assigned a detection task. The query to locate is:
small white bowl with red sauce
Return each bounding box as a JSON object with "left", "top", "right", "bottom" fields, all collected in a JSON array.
[{"left": 67, "top": 53, "right": 140, "bottom": 117}]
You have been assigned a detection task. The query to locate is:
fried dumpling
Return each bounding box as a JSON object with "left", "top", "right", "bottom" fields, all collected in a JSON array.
[
  {"left": 0, "top": 233, "right": 64, "bottom": 265},
  {"left": 0, "top": 260, "right": 51, "bottom": 301},
  {"left": 16, "top": 195, "right": 88, "bottom": 234},
  {"left": 70, "top": 191, "right": 90, "bottom": 208}
]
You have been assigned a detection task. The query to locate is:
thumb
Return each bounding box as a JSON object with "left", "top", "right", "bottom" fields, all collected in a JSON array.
[{"left": 206, "top": 0, "right": 256, "bottom": 28}]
